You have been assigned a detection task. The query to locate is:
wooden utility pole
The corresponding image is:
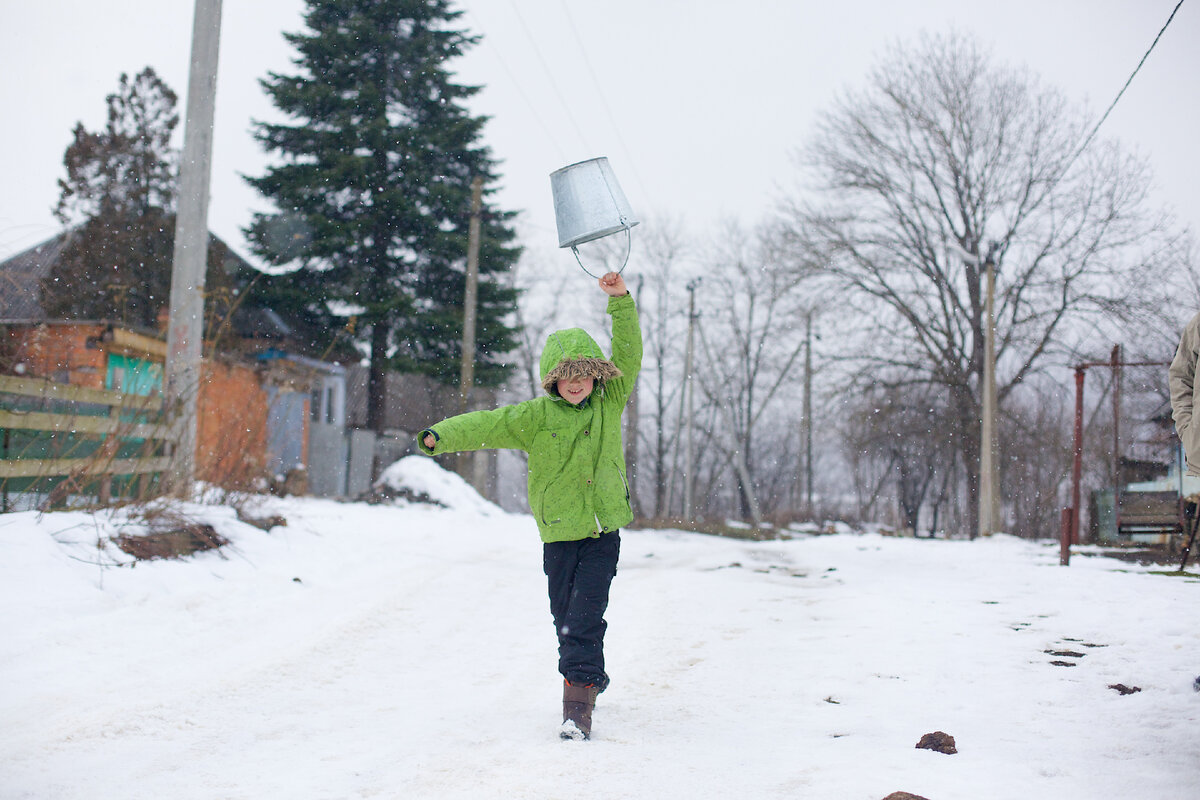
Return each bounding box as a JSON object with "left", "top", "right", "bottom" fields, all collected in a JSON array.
[
  {"left": 165, "top": 0, "right": 222, "bottom": 495},
  {"left": 683, "top": 279, "right": 698, "bottom": 521},
  {"left": 460, "top": 176, "right": 483, "bottom": 413},
  {"left": 459, "top": 177, "right": 485, "bottom": 491},
  {"left": 978, "top": 248, "right": 1000, "bottom": 537},
  {"left": 802, "top": 311, "right": 814, "bottom": 516}
]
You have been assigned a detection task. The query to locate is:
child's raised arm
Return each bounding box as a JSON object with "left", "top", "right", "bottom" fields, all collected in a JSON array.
[{"left": 599, "top": 272, "right": 628, "bottom": 297}]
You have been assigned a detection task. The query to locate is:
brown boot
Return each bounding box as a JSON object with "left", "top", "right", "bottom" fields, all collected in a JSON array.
[{"left": 561, "top": 680, "right": 600, "bottom": 740}]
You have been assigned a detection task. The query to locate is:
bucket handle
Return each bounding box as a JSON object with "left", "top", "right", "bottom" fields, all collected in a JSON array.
[{"left": 570, "top": 227, "right": 632, "bottom": 278}]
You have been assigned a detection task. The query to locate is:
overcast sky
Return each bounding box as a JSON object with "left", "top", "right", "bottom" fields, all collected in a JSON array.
[{"left": 1, "top": 0, "right": 1196, "bottom": 270}]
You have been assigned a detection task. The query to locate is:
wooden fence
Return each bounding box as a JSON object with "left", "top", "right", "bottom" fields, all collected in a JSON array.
[{"left": 0, "top": 374, "right": 175, "bottom": 510}]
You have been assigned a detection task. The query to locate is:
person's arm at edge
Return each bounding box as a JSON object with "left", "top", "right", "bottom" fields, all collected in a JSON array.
[{"left": 1170, "top": 316, "right": 1200, "bottom": 437}]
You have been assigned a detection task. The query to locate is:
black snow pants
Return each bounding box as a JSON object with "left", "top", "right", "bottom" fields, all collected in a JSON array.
[{"left": 543, "top": 530, "right": 620, "bottom": 691}]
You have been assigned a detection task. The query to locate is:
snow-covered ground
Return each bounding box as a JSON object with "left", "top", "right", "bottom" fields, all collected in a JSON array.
[{"left": 2, "top": 457, "right": 1198, "bottom": 800}]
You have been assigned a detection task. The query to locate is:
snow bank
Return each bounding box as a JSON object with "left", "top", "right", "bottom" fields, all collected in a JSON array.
[{"left": 373, "top": 454, "right": 504, "bottom": 516}]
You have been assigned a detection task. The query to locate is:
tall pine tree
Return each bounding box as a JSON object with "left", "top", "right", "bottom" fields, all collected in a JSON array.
[
  {"left": 47, "top": 67, "right": 243, "bottom": 332},
  {"left": 244, "top": 0, "right": 521, "bottom": 431}
]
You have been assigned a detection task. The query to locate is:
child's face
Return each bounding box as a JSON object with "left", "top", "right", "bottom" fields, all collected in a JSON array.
[{"left": 558, "top": 376, "right": 595, "bottom": 405}]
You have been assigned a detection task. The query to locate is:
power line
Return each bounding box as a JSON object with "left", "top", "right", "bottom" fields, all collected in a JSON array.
[
  {"left": 459, "top": 8, "right": 569, "bottom": 163},
  {"left": 1068, "top": 0, "right": 1186, "bottom": 167},
  {"left": 557, "top": 1, "right": 654, "bottom": 208},
  {"left": 506, "top": 0, "right": 593, "bottom": 155}
]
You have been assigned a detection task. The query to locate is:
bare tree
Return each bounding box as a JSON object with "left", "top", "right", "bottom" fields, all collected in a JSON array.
[
  {"left": 622, "top": 216, "right": 692, "bottom": 518},
  {"left": 780, "top": 30, "right": 1188, "bottom": 535},
  {"left": 835, "top": 398, "right": 897, "bottom": 526},
  {"left": 1002, "top": 382, "right": 1073, "bottom": 538},
  {"left": 839, "top": 384, "right": 958, "bottom": 533},
  {"left": 696, "top": 222, "right": 813, "bottom": 524}
]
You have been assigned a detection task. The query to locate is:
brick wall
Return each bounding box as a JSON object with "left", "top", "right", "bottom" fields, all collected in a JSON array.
[
  {"left": 196, "top": 359, "right": 270, "bottom": 488},
  {"left": 3, "top": 323, "right": 107, "bottom": 388}
]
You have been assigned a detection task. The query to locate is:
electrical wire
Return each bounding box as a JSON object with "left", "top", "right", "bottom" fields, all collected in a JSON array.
[
  {"left": 557, "top": 1, "right": 654, "bottom": 208},
  {"left": 1066, "top": 0, "right": 1186, "bottom": 169},
  {"left": 506, "top": 0, "right": 593, "bottom": 155},
  {"left": 459, "top": 7, "right": 569, "bottom": 164}
]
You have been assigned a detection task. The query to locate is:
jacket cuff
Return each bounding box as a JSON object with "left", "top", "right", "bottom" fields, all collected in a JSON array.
[{"left": 607, "top": 292, "right": 634, "bottom": 312}]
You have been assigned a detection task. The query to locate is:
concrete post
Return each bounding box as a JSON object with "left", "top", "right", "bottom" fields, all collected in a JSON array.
[
  {"left": 683, "top": 279, "right": 698, "bottom": 521},
  {"left": 978, "top": 253, "right": 1001, "bottom": 536},
  {"left": 166, "top": 0, "right": 223, "bottom": 495}
]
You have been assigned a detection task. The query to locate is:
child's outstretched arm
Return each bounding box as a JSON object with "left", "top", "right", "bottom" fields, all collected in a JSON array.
[{"left": 418, "top": 402, "right": 541, "bottom": 456}]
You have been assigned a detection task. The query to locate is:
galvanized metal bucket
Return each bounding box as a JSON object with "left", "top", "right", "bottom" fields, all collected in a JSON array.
[{"left": 550, "top": 157, "right": 639, "bottom": 276}]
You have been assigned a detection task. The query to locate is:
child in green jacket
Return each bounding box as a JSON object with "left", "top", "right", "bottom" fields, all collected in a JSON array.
[{"left": 419, "top": 271, "right": 642, "bottom": 740}]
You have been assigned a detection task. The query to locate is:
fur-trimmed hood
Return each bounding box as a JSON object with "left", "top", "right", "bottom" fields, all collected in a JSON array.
[{"left": 539, "top": 327, "right": 623, "bottom": 397}]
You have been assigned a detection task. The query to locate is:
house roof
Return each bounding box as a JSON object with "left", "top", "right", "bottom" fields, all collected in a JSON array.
[
  {"left": 0, "top": 227, "right": 261, "bottom": 328},
  {"left": 0, "top": 230, "right": 76, "bottom": 320},
  {"left": 231, "top": 306, "right": 293, "bottom": 340},
  {"left": 0, "top": 229, "right": 342, "bottom": 371}
]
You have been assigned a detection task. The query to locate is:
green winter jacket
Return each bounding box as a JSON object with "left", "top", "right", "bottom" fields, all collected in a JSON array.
[{"left": 418, "top": 293, "right": 642, "bottom": 542}]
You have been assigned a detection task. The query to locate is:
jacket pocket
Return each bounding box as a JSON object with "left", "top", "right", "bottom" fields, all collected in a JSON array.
[
  {"left": 614, "top": 460, "right": 630, "bottom": 502},
  {"left": 530, "top": 430, "right": 579, "bottom": 527},
  {"left": 1185, "top": 419, "right": 1200, "bottom": 474},
  {"left": 529, "top": 431, "right": 564, "bottom": 500},
  {"left": 539, "top": 473, "right": 585, "bottom": 528},
  {"left": 594, "top": 460, "right": 630, "bottom": 522}
]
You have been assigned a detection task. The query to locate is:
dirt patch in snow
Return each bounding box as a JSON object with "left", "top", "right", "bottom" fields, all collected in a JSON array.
[{"left": 114, "top": 523, "right": 229, "bottom": 560}]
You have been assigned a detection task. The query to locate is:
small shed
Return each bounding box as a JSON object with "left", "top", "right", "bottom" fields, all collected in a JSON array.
[{"left": 254, "top": 348, "right": 362, "bottom": 498}]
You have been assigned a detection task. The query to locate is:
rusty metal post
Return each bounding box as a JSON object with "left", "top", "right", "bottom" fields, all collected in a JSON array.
[
  {"left": 1111, "top": 344, "right": 1122, "bottom": 537},
  {"left": 1070, "top": 366, "right": 1086, "bottom": 549},
  {"left": 1060, "top": 506, "right": 1072, "bottom": 566}
]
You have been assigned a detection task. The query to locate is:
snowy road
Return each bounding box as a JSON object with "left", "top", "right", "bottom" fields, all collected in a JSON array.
[{"left": 3, "top": 461, "right": 1199, "bottom": 799}]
